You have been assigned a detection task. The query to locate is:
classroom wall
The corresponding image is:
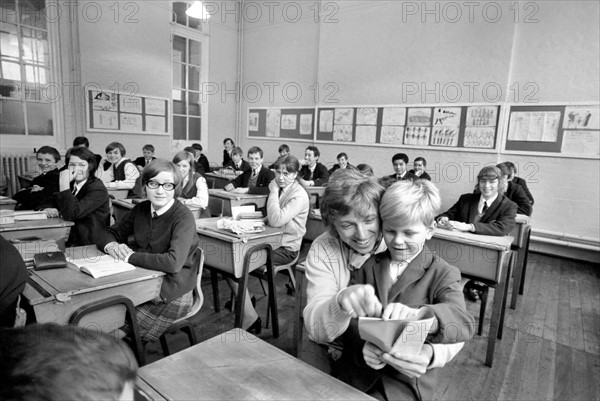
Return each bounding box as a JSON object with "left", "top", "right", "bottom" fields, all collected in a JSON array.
[{"left": 238, "top": 0, "right": 600, "bottom": 257}]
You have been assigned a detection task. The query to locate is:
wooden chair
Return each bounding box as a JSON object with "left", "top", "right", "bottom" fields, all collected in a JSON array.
[
  {"left": 68, "top": 295, "right": 146, "bottom": 366},
  {"left": 159, "top": 247, "right": 205, "bottom": 356}
]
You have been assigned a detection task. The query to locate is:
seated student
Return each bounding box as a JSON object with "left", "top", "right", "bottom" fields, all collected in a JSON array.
[
  {"left": 40, "top": 147, "right": 110, "bottom": 246},
  {"left": 0, "top": 237, "right": 27, "bottom": 328},
  {"left": 268, "top": 143, "right": 290, "bottom": 169},
  {"left": 504, "top": 161, "right": 534, "bottom": 205},
  {"left": 96, "top": 142, "right": 142, "bottom": 198},
  {"left": 328, "top": 152, "right": 354, "bottom": 175},
  {"left": 299, "top": 145, "right": 329, "bottom": 187},
  {"left": 409, "top": 156, "right": 432, "bottom": 181},
  {"left": 496, "top": 163, "right": 532, "bottom": 216},
  {"left": 173, "top": 151, "right": 209, "bottom": 216},
  {"left": 388, "top": 153, "right": 416, "bottom": 182},
  {"left": 304, "top": 173, "right": 472, "bottom": 401},
  {"left": 12, "top": 146, "right": 60, "bottom": 210},
  {"left": 224, "top": 146, "right": 274, "bottom": 195},
  {"left": 73, "top": 136, "right": 102, "bottom": 166},
  {"left": 223, "top": 146, "right": 250, "bottom": 175},
  {"left": 96, "top": 159, "right": 201, "bottom": 344},
  {"left": 134, "top": 144, "right": 156, "bottom": 172},
  {"left": 191, "top": 143, "right": 210, "bottom": 174},
  {"left": 356, "top": 163, "right": 374, "bottom": 176},
  {"left": 0, "top": 323, "right": 138, "bottom": 401},
  {"left": 226, "top": 155, "right": 309, "bottom": 334},
  {"left": 222, "top": 137, "right": 235, "bottom": 166}
]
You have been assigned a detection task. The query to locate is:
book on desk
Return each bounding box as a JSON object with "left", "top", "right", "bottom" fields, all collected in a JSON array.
[{"left": 67, "top": 254, "right": 136, "bottom": 278}]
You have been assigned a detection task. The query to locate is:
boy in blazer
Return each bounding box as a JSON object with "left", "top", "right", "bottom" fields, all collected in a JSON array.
[
  {"left": 13, "top": 146, "right": 60, "bottom": 211},
  {"left": 134, "top": 144, "right": 156, "bottom": 171},
  {"left": 224, "top": 146, "right": 274, "bottom": 195},
  {"left": 299, "top": 146, "right": 329, "bottom": 186},
  {"left": 388, "top": 153, "right": 416, "bottom": 182}
]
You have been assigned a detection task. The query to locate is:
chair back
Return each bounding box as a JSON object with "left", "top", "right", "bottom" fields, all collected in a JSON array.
[{"left": 176, "top": 247, "right": 205, "bottom": 322}]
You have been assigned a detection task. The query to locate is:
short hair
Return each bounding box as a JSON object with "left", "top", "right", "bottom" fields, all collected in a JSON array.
[
  {"left": 0, "top": 323, "right": 138, "bottom": 401},
  {"left": 223, "top": 137, "right": 234, "bottom": 146},
  {"left": 191, "top": 143, "right": 203, "bottom": 151},
  {"left": 247, "top": 146, "right": 263, "bottom": 158},
  {"left": 477, "top": 165, "right": 506, "bottom": 193},
  {"left": 414, "top": 157, "right": 427, "bottom": 167},
  {"left": 72, "top": 136, "right": 89, "bottom": 148},
  {"left": 142, "top": 144, "right": 155, "bottom": 152},
  {"left": 273, "top": 155, "right": 301, "bottom": 174},
  {"left": 392, "top": 153, "right": 409, "bottom": 164},
  {"left": 356, "top": 163, "right": 374, "bottom": 176},
  {"left": 141, "top": 159, "right": 183, "bottom": 197},
  {"left": 337, "top": 152, "right": 348, "bottom": 160},
  {"left": 105, "top": 142, "right": 127, "bottom": 156},
  {"left": 231, "top": 146, "right": 243, "bottom": 157},
  {"left": 36, "top": 146, "right": 60, "bottom": 163},
  {"left": 504, "top": 161, "right": 517, "bottom": 174},
  {"left": 173, "top": 150, "right": 196, "bottom": 174},
  {"left": 321, "top": 169, "right": 385, "bottom": 230},
  {"left": 68, "top": 146, "right": 99, "bottom": 177},
  {"left": 306, "top": 146, "right": 320, "bottom": 158},
  {"left": 496, "top": 162, "right": 511, "bottom": 178},
  {"left": 380, "top": 180, "right": 441, "bottom": 227},
  {"left": 278, "top": 144, "right": 289, "bottom": 153},
  {"left": 183, "top": 146, "right": 195, "bottom": 154}
]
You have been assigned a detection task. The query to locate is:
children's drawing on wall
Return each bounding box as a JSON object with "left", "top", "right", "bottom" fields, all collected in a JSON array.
[
  {"left": 380, "top": 126, "right": 404, "bottom": 145},
  {"left": 281, "top": 114, "right": 297, "bottom": 130},
  {"left": 333, "top": 124, "right": 353, "bottom": 142},
  {"left": 466, "top": 106, "right": 497, "bottom": 126},
  {"left": 319, "top": 110, "right": 333, "bottom": 132},
  {"left": 355, "top": 125, "right": 377, "bottom": 143},
  {"left": 404, "top": 126, "right": 431, "bottom": 146},
  {"left": 464, "top": 127, "right": 495, "bottom": 148},
  {"left": 382, "top": 107, "right": 406, "bottom": 126},
  {"left": 266, "top": 109, "right": 281, "bottom": 137},
  {"left": 299, "top": 114, "right": 313, "bottom": 136},
  {"left": 508, "top": 111, "right": 560, "bottom": 142},
  {"left": 563, "top": 106, "right": 600, "bottom": 129},
  {"left": 431, "top": 127, "right": 459, "bottom": 147},
  {"left": 433, "top": 107, "right": 462, "bottom": 126},
  {"left": 248, "top": 112, "right": 259, "bottom": 131},
  {"left": 407, "top": 108, "right": 432, "bottom": 126},
  {"left": 334, "top": 108, "right": 354, "bottom": 125},
  {"left": 356, "top": 107, "right": 378, "bottom": 125},
  {"left": 91, "top": 91, "right": 118, "bottom": 112}
]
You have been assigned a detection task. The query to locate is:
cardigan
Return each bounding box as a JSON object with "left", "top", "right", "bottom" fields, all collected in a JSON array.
[
  {"left": 300, "top": 162, "right": 329, "bottom": 186},
  {"left": 96, "top": 200, "right": 200, "bottom": 302},
  {"left": 13, "top": 168, "right": 60, "bottom": 211},
  {"left": 230, "top": 165, "right": 275, "bottom": 195},
  {"left": 267, "top": 181, "right": 309, "bottom": 252}
]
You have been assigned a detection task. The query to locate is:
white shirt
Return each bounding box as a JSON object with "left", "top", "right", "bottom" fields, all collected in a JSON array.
[
  {"left": 478, "top": 193, "right": 498, "bottom": 214},
  {"left": 151, "top": 199, "right": 175, "bottom": 217},
  {"left": 71, "top": 179, "right": 88, "bottom": 196}
]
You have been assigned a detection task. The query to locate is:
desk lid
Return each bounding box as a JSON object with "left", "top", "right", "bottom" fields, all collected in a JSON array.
[
  {"left": 432, "top": 228, "right": 513, "bottom": 251},
  {"left": 0, "top": 217, "right": 74, "bottom": 232},
  {"left": 208, "top": 189, "right": 268, "bottom": 200},
  {"left": 195, "top": 217, "right": 282, "bottom": 243}
]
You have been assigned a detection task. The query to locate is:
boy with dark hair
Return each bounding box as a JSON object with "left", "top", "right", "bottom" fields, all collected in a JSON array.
[
  {"left": 224, "top": 146, "right": 274, "bottom": 195},
  {"left": 191, "top": 143, "right": 210, "bottom": 174},
  {"left": 223, "top": 146, "right": 250, "bottom": 174},
  {"left": 12, "top": 146, "right": 61, "bottom": 210},
  {"left": 73, "top": 136, "right": 102, "bottom": 165},
  {"left": 134, "top": 144, "right": 157, "bottom": 171},
  {"left": 328, "top": 152, "right": 354, "bottom": 175},
  {"left": 388, "top": 153, "right": 416, "bottom": 182},
  {"left": 496, "top": 163, "right": 532, "bottom": 216},
  {"left": 409, "top": 157, "right": 431, "bottom": 181},
  {"left": 299, "top": 145, "right": 329, "bottom": 186},
  {"left": 504, "top": 161, "right": 534, "bottom": 205}
]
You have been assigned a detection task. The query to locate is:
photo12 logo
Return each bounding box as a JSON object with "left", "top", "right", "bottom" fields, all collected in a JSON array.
[{"left": 400, "top": 1, "right": 540, "bottom": 24}]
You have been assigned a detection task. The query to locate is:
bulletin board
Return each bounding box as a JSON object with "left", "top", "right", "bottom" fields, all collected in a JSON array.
[
  {"left": 86, "top": 90, "right": 169, "bottom": 135},
  {"left": 504, "top": 104, "right": 600, "bottom": 159},
  {"left": 247, "top": 107, "right": 315, "bottom": 140},
  {"left": 315, "top": 104, "right": 501, "bottom": 151}
]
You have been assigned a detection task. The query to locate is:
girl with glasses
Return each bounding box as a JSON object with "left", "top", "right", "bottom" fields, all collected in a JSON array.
[{"left": 96, "top": 159, "right": 201, "bottom": 344}]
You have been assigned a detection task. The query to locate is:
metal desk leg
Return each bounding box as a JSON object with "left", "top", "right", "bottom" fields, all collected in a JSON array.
[
  {"left": 293, "top": 265, "right": 305, "bottom": 357},
  {"left": 519, "top": 228, "right": 532, "bottom": 295},
  {"left": 210, "top": 269, "right": 220, "bottom": 313},
  {"left": 485, "top": 251, "right": 511, "bottom": 367},
  {"left": 498, "top": 252, "right": 514, "bottom": 340}
]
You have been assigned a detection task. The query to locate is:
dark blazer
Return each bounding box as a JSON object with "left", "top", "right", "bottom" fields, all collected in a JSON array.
[
  {"left": 134, "top": 156, "right": 156, "bottom": 168},
  {"left": 300, "top": 162, "right": 329, "bottom": 186},
  {"left": 0, "top": 237, "right": 27, "bottom": 328},
  {"left": 223, "top": 150, "right": 232, "bottom": 166},
  {"left": 41, "top": 177, "right": 110, "bottom": 247},
  {"left": 224, "top": 159, "right": 250, "bottom": 173},
  {"left": 438, "top": 193, "right": 517, "bottom": 236},
  {"left": 195, "top": 154, "right": 210, "bottom": 174},
  {"left": 505, "top": 182, "right": 532, "bottom": 216},
  {"left": 408, "top": 169, "right": 432, "bottom": 181},
  {"left": 13, "top": 168, "right": 60, "bottom": 210},
  {"left": 335, "top": 248, "right": 475, "bottom": 401},
  {"left": 512, "top": 176, "right": 534, "bottom": 205},
  {"left": 328, "top": 163, "right": 354, "bottom": 175},
  {"left": 387, "top": 171, "right": 417, "bottom": 182},
  {"left": 230, "top": 166, "right": 275, "bottom": 195}
]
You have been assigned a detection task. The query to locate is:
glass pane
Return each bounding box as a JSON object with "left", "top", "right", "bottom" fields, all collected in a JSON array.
[
  {"left": 19, "top": 0, "right": 46, "bottom": 29},
  {"left": 0, "top": 24, "right": 19, "bottom": 60},
  {"left": 0, "top": 0, "right": 17, "bottom": 24},
  {"left": 1, "top": 60, "right": 21, "bottom": 80},
  {"left": 172, "top": 89, "right": 183, "bottom": 101},
  {"left": 172, "top": 2, "right": 187, "bottom": 26},
  {"left": 0, "top": 79, "right": 22, "bottom": 99},
  {"left": 27, "top": 101, "right": 52, "bottom": 135},
  {"left": 172, "top": 62, "right": 185, "bottom": 89},
  {"left": 24, "top": 81, "right": 48, "bottom": 101},
  {"left": 173, "top": 91, "right": 186, "bottom": 114},
  {"left": 189, "top": 117, "right": 200, "bottom": 140},
  {"left": 188, "top": 66, "right": 200, "bottom": 91},
  {"left": 21, "top": 27, "right": 47, "bottom": 64},
  {"left": 188, "top": 39, "right": 201, "bottom": 66},
  {"left": 173, "top": 116, "right": 186, "bottom": 140},
  {"left": 25, "top": 64, "right": 46, "bottom": 84},
  {"left": 188, "top": 15, "right": 201, "bottom": 30},
  {"left": 0, "top": 99, "right": 25, "bottom": 134},
  {"left": 188, "top": 92, "right": 200, "bottom": 116},
  {"left": 172, "top": 35, "right": 186, "bottom": 63}
]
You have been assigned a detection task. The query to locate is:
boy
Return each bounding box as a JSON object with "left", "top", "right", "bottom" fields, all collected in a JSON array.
[
  {"left": 299, "top": 145, "right": 329, "bottom": 186},
  {"left": 12, "top": 146, "right": 60, "bottom": 211},
  {"left": 497, "top": 163, "right": 532, "bottom": 216},
  {"left": 191, "top": 143, "right": 210, "bottom": 174},
  {"left": 134, "top": 144, "right": 156, "bottom": 172},
  {"left": 504, "top": 161, "right": 534, "bottom": 205},
  {"left": 388, "top": 153, "right": 416, "bottom": 182},
  {"left": 409, "top": 157, "right": 431, "bottom": 181},
  {"left": 328, "top": 152, "right": 354, "bottom": 175},
  {"left": 223, "top": 146, "right": 250, "bottom": 175},
  {"left": 73, "top": 136, "right": 103, "bottom": 166},
  {"left": 224, "top": 146, "right": 274, "bottom": 195},
  {"left": 336, "top": 180, "right": 474, "bottom": 400},
  {"left": 269, "top": 144, "right": 290, "bottom": 169}
]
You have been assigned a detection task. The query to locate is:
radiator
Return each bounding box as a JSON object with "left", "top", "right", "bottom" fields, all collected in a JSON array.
[{"left": 0, "top": 153, "right": 35, "bottom": 196}]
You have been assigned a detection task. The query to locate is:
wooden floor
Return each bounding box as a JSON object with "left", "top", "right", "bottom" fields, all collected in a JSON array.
[{"left": 144, "top": 250, "right": 600, "bottom": 401}]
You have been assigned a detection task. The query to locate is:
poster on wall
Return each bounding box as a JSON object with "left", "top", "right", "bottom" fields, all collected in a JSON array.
[
  {"left": 93, "top": 110, "right": 118, "bottom": 130},
  {"left": 120, "top": 95, "right": 142, "bottom": 114},
  {"left": 120, "top": 113, "right": 143, "bottom": 131},
  {"left": 380, "top": 126, "right": 404, "bottom": 145},
  {"left": 356, "top": 107, "right": 378, "bottom": 125},
  {"left": 91, "top": 91, "right": 118, "bottom": 112},
  {"left": 561, "top": 130, "right": 600, "bottom": 156},
  {"left": 464, "top": 127, "right": 496, "bottom": 148},
  {"left": 355, "top": 125, "right": 377, "bottom": 143},
  {"left": 299, "top": 114, "right": 313, "bottom": 136},
  {"left": 334, "top": 108, "right": 354, "bottom": 125},
  {"left": 248, "top": 112, "right": 259, "bottom": 131},
  {"left": 466, "top": 106, "right": 497, "bottom": 126},
  {"left": 145, "top": 98, "right": 167, "bottom": 115},
  {"left": 563, "top": 106, "right": 600, "bottom": 129},
  {"left": 508, "top": 111, "right": 560, "bottom": 142},
  {"left": 248, "top": 107, "right": 315, "bottom": 140},
  {"left": 404, "top": 126, "right": 430, "bottom": 146},
  {"left": 319, "top": 110, "right": 333, "bottom": 132},
  {"left": 433, "top": 107, "right": 461, "bottom": 127},
  {"left": 333, "top": 125, "right": 353, "bottom": 142},
  {"left": 407, "top": 108, "right": 432, "bottom": 126},
  {"left": 382, "top": 107, "right": 406, "bottom": 126},
  {"left": 266, "top": 109, "right": 281, "bottom": 137},
  {"left": 431, "top": 126, "right": 459, "bottom": 147}
]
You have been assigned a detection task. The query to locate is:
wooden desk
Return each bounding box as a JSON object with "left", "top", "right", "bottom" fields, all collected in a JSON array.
[
  {"left": 427, "top": 229, "right": 513, "bottom": 367},
  {"left": 136, "top": 328, "right": 374, "bottom": 401},
  {"left": 208, "top": 189, "right": 267, "bottom": 217},
  {"left": 206, "top": 171, "right": 236, "bottom": 189},
  {"left": 112, "top": 198, "right": 204, "bottom": 222},
  {"left": 306, "top": 186, "right": 326, "bottom": 208},
  {"left": 510, "top": 214, "right": 532, "bottom": 309},
  {"left": 23, "top": 245, "right": 164, "bottom": 329},
  {"left": 107, "top": 188, "right": 129, "bottom": 200},
  {"left": 0, "top": 217, "right": 73, "bottom": 243},
  {"left": 196, "top": 217, "right": 282, "bottom": 334},
  {"left": 0, "top": 196, "right": 17, "bottom": 210},
  {"left": 304, "top": 209, "right": 326, "bottom": 242}
]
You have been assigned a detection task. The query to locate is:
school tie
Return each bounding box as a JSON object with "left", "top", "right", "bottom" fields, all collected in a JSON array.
[
  {"left": 72, "top": 187, "right": 77, "bottom": 196},
  {"left": 152, "top": 212, "right": 158, "bottom": 219},
  {"left": 252, "top": 169, "right": 257, "bottom": 178},
  {"left": 279, "top": 188, "right": 283, "bottom": 198},
  {"left": 482, "top": 201, "right": 488, "bottom": 215}
]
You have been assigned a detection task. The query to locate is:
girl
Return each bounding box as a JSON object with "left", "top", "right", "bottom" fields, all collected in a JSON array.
[
  {"left": 97, "top": 142, "right": 142, "bottom": 198},
  {"left": 172, "top": 150, "right": 209, "bottom": 217}
]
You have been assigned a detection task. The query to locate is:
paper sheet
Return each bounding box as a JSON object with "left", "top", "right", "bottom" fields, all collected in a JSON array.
[{"left": 359, "top": 312, "right": 436, "bottom": 355}]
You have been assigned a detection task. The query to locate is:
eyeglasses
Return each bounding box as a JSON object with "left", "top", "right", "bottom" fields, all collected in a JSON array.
[{"left": 146, "top": 181, "right": 175, "bottom": 191}]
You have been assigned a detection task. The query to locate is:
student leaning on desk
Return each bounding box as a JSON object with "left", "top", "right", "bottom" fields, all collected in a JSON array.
[
  {"left": 12, "top": 146, "right": 61, "bottom": 211},
  {"left": 96, "top": 159, "right": 200, "bottom": 344},
  {"left": 223, "top": 146, "right": 274, "bottom": 195}
]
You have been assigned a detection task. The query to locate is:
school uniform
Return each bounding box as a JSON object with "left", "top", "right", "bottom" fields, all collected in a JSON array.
[
  {"left": 223, "top": 149, "right": 233, "bottom": 166},
  {"left": 408, "top": 169, "right": 432, "bottom": 181},
  {"left": 134, "top": 156, "right": 156, "bottom": 168},
  {"left": 439, "top": 193, "right": 517, "bottom": 236},
  {"left": 194, "top": 154, "right": 210, "bottom": 174},
  {"left": 505, "top": 181, "right": 532, "bottom": 216},
  {"left": 224, "top": 159, "right": 251, "bottom": 173},
  {"left": 328, "top": 163, "right": 354, "bottom": 175},
  {"left": 12, "top": 168, "right": 60, "bottom": 210},
  {"left": 512, "top": 176, "right": 534, "bottom": 205},
  {"left": 229, "top": 166, "right": 275, "bottom": 195},
  {"left": 300, "top": 162, "right": 329, "bottom": 186},
  {"left": 113, "top": 159, "right": 143, "bottom": 198},
  {"left": 0, "top": 237, "right": 28, "bottom": 328},
  {"left": 388, "top": 171, "right": 417, "bottom": 182}
]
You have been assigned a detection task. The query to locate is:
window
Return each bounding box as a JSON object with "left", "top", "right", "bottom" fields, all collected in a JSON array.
[
  {"left": 0, "top": 0, "right": 54, "bottom": 137},
  {"left": 171, "top": 2, "right": 209, "bottom": 146}
]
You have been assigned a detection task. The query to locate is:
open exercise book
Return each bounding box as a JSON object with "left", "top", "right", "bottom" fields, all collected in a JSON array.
[
  {"left": 67, "top": 255, "right": 136, "bottom": 278},
  {"left": 358, "top": 310, "right": 436, "bottom": 355}
]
